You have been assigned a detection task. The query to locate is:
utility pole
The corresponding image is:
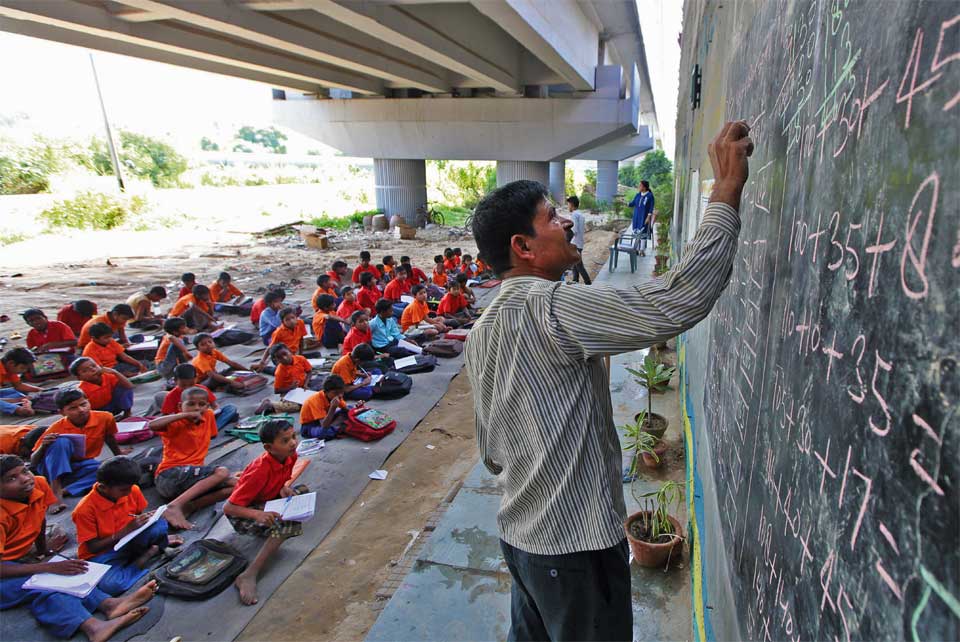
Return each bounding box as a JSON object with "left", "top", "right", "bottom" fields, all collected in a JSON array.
[{"left": 89, "top": 53, "right": 124, "bottom": 192}]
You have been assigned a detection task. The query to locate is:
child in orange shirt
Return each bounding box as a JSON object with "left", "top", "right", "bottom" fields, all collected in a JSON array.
[
  {"left": 210, "top": 271, "right": 244, "bottom": 304},
  {"left": 169, "top": 285, "right": 219, "bottom": 331},
  {"left": 191, "top": 334, "right": 246, "bottom": 393},
  {"left": 476, "top": 253, "right": 491, "bottom": 277},
  {"left": 30, "top": 389, "right": 130, "bottom": 509},
  {"left": 224, "top": 419, "right": 310, "bottom": 606},
  {"left": 299, "top": 375, "right": 349, "bottom": 438},
  {"left": 72, "top": 456, "right": 181, "bottom": 595},
  {"left": 155, "top": 317, "right": 193, "bottom": 379},
  {"left": 381, "top": 255, "right": 397, "bottom": 280},
  {"left": 178, "top": 272, "right": 196, "bottom": 299},
  {"left": 270, "top": 345, "right": 312, "bottom": 394},
  {"left": 332, "top": 344, "right": 378, "bottom": 401},
  {"left": 148, "top": 387, "right": 237, "bottom": 530},
  {"left": 336, "top": 286, "right": 364, "bottom": 320},
  {"left": 436, "top": 281, "right": 473, "bottom": 323},
  {"left": 0, "top": 425, "right": 45, "bottom": 458},
  {"left": 77, "top": 304, "right": 134, "bottom": 349},
  {"left": 1, "top": 348, "right": 41, "bottom": 417},
  {"left": 400, "top": 285, "right": 448, "bottom": 337},
  {"left": 311, "top": 295, "right": 347, "bottom": 350},
  {"left": 431, "top": 255, "right": 448, "bottom": 288},
  {"left": 82, "top": 323, "right": 146, "bottom": 377},
  {"left": 69, "top": 357, "right": 134, "bottom": 418},
  {"left": 311, "top": 274, "right": 338, "bottom": 312},
  {"left": 254, "top": 307, "right": 306, "bottom": 372}
]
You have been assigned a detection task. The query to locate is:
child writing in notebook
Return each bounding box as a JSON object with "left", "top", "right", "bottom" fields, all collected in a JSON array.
[
  {"left": 82, "top": 324, "right": 146, "bottom": 377},
  {"left": 190, "top": 334, "right": 246, "bottom": 394},
  {"left": 125, "top": 286, "right": 167, "bottom": 329},
  {"left": 69, "top": 358, "right": 134, "bottom": 419},
  {"left": 224, "top": 419, "right": 310, "bottom": 606},
  {"left": 155, "top": 317, "right": 193, "bottom": 379},
  {"left": 169, "top": 285, "right": 219, "bottom": 332},
  {"left": 270, "top": 344, "right": 312, "bottom": 394},
  {"left": 331, "top": 344, "right": 378, "bottom": 401},
  {"left": 209, "top": 272, "right": 244, "bottom": 304},
  {"left": 299, "top": 375, "right": 350, "bottom": 439}
]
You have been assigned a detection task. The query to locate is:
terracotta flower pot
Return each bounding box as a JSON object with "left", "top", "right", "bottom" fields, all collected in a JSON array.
[
  {"left": 640, "top": 440, "right": 668, "bottom": 469},
  {"left": 624, "top": 511, "right": 684, "bottom": 568},
  {"left": 634, "top": 412, "right": 668, "bottom": 441}
]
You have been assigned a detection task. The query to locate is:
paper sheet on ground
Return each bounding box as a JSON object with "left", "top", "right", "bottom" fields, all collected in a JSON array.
[
  {"left": 397, "top": 339, "right": 422, "bottom": 354},
  {"left": 22, "top": 556, "right": 111, "bottom": 598},
  {"left": 393, "top": 356, "right": 419, "bottom": 369},
  {"left": 282, "top": 388, "right": 312, "bottom": 405},
  {"left": 115, "top": 505, "right": 168, "bottom": 551},
  {"left": 264, "top": 492, "right": 317, "bottom": 522},
  {"left": 117, "top": 420, "right": 148, "bottom": 434},
  {"left": 369, "top": 469, "right": 388, "bottom": 480},
  {"left": 210, "top": 324, "right": 237, "bottom": 338},
  {"left": 308, "top": 358, "right": 327, "bottom": 368},
  {"left": 128, "top": 339, "right": 159, "bottom": 351}
]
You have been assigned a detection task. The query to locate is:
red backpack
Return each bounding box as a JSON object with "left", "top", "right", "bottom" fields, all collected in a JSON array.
[{"left": 343, "top": 407, "right": 397, "bottom": 442}]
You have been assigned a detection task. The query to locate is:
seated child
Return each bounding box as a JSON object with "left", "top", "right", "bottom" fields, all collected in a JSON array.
[
  {"left": 70, "top": 358, "right": 134, "bottom": 418},
  {"left": 336, "top": 286, "right": 364, "bottom": 320},
  {"left": 0, "top": 426, "right": 45, "bottom": 458},
  {"left": 1, "top": 349, "right": 42, "bottom": 417},
  {"left": 23, "top": 309, "right": 77, "bottom": 354},
  {"left": 224, "top": 419, "right": 310, "bottom": 606},
  {"left": 442, "top": 248, "right": 458, "bottom": 273},
  {"left": 400, "top": 256, "right": 428, "bottom": 285},
  {"left": 191, "top": 334, "right": 246, "bottom": 393},
  {"left": 0, "top": 455, "right": 156, "bottom": 642},
  {"left": 431, "top": 255, "right": 448, "bottom": 288},
  {"left": 370, "top": 299, "right": 417, "bottom": 358},
  {"left": 31, "top": 389, "right": 130, "bottom": 511},
  {"left": 437, "top": 281, "right": 473, "bottom": 323},
  {"left": 82, "top": 323, "right": 147, "bottom": 377},
  {"left": 383, "top": 265, "right": 411, "bottom": 302},
  {"left": 455, "top": 272, "right": 478, "bottom": 306},
  {"left": 125, "top": 287, "right": 167, "bottom": 329},
  {"left": 327, "top": 260, "right": 349, "bottom": 287},
  {"left": 476, "top": 253, "right": 491, "bottom": 277},
  {"left": 72, "top": 456, "right": 182, "bottom": 595},
  {"left": 400, "top": 285, "right": 448, "bottom": 337},
  {"left": 311, "top": 274, "right": 338, "bottom": 312},
  {"left": 210, "top": 272, "right": 244, "bottom": 304},
  {"left": 356, "top": 272, "right": 381, "bottom": 313},
  {"left": 381, "top": 255, "right": 396, "bottom": 280},
  {"left": 255, "top": 307, "right": 307, "bottom": 371},
  {"left": 342, "top": 310, "right": 372, "bottom": 356},
  {"left": 461, "top": 254, "right": 480, "bottom": 279},
  {"left": 155, "top": 317, "right": 193, "bottom": 379},
  {"left": 156, "top": 363, "right": 239, "bottom": 430},
  {"left": 178, "top": 272, "right": 196, "bottom": 299},
  {"left": 270, "top": 345, "right": 312, "bottom": 394},
  {"left": 351, "top": 250, "right": 381, "bottom": 284},
  {"left": 149, "top": 387, "right": 237, "bottom": 530},
  {"left": 311, "top": 295, "right": 347, "bottom": 350},
  {"left": 56, "top": 300, "right": 97, "bottom": 336},
  {"left": 77, "top": 304, "right": 134, "bottom": 349},
  {"left": 331, "top": 344, "right": 378, "bottom": 401},
  {"left": 257, "top": 290, "right": 286, "bottom": 345},
  {"left": 299, "top": 375, "right": 349, "bottom": 439},
  {"left": 453, "top": 247, "right": 463, "bottom": 267},
  {"left": 169, "top": 285, "right": 219, "bottom": 332}
]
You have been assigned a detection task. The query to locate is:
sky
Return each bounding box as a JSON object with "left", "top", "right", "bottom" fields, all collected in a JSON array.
[{"left": 0, "top": 2, "right": 682, "bottom": 159}]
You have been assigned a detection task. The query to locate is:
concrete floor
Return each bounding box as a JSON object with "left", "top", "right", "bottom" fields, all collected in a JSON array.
[{"left": 366, "top": 249, "right": 692, "bottom": 641}]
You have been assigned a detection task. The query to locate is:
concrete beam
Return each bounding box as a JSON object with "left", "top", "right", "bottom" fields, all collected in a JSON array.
[
  {"left": 470, "top": 0, "right": 597, "bottom": 91},
  {"left": 0, "top": 0, "right": 382, "bottom": 94},
  {"left": 109, "top": 0, "right": 451, "bottom": 92}
]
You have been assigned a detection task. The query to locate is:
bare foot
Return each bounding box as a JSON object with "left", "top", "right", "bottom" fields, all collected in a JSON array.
[
  {"left": 48, "top": 502, "right": 67, "bottom": 515},
  {"left": 234, "top": 572, "right": 259, "bottom": 605},
  {"left": 134, "top": 545, "right": 160, "bottom": 569},
  {"left": 167, "top": 535, "right": 185, "bottom": 547},
  {"left": 83, "top": 607, "right": 150, "bottom": 642},
  {"left": 163, "top": 505, "right": 193, "bottom": 531},
  {"left": 101, "top": 580, "right": 158, "bottom": 618}
]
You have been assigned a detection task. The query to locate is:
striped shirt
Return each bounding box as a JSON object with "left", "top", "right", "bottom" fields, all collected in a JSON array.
[{"left": 464, "top": 202, "right": 740, "bottom": 555}]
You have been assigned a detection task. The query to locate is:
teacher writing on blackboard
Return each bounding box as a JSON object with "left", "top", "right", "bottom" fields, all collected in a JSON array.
[{"left": 465, "top": 121, "right": 753, "bottom": 642}]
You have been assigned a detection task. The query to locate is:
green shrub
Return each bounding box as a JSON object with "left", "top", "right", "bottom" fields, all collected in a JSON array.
[
  {"left": 579, "top": 190, "right": 597, "bottom": 211},
  {"left": 309, "top": 210, "right": 372, "bottom": 231},
  {"left": 0, "top": 138, "right": 75, "bottom": 195},
  {"left": 244, "top": 176, "right": 269, "bottom": 186},
  {"left": 84, "top": 132, "right": 188, "bottom": 188},
  {"left": 435, "top": 204, "right": 472, "bottom": 226},
  {"left": 38, "top": 191, "right": 148, "bottom": 231}
]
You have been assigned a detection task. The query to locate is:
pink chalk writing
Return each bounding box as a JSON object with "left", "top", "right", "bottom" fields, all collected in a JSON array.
[{"left": 900, "top": 173, "right": 939, "bottom": 300}]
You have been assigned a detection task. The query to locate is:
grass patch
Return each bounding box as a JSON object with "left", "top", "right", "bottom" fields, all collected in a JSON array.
[
  {"left": 309, "top": 209, "right": 373, "bottom": 231},
  {"left": 38, "top": 191, "right": 149, "bottom": 231},
  {"left": 0, "top": 231, "right": 29, "bottom": 246},
  {"left": 435, "top": 205, "right": 472, "bottom": 227}
]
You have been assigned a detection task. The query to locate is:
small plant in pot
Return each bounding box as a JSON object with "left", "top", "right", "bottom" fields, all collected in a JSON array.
[
  {"left": 625, "top": 480, "right": 685, "bottom": 569},
  {"left": 621, "top": 410, "right": 668, "bottom": 473},
  {"left": 625, "top": 354, "right": 676, "bottom": 440}
]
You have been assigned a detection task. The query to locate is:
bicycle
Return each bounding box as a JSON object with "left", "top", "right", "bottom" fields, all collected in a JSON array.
[{"left": 415, "top": 202, "right": 445, "bottom": 227}]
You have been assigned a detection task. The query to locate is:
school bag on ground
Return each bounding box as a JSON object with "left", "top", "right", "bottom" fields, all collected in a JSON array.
[
  {"left": 152, "top": 538, "right": 247, "bottom": 600},
  {"left": 395, "top": 354, "right": 437, "bottom": 374},
  {"left": 115, "top": 417, "right": 155, "bottom": 445},
  {"left": 422, "top": 339, "right": 463, "bottom": 358},
  {"left": 226, "top": 371, "right": 268, "bottom": 396},
  {"left": 372, "top": 371, "right": 413, "bottom": 399},
  {"left": 213, "top": 329, "right": 256, "bottom": 347},
  {"left": 30, "top": 387, "right": 67, "bottom": 414},
  {"left": 343, "top": 407, "right": 397, "bottom": 442},
  {"left": 445, "top": 328, "right": 470, "bottom": 342},
  {"left": 25, "top": 352, "right": 73, "bottom": 383}
]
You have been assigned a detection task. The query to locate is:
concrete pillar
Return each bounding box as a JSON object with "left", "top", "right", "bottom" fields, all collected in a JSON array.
[
  {"left": 549, "top": 160, "right": 566, "bottom": 202},
  {"left": 373, "top": 159, "right": 427, "bottom": 225},
  {"left": 496, "top": 161, "right": 550, "bottom": 188},
  {"left": 596, "top": 160, "right": 619, "bottom": 206}
]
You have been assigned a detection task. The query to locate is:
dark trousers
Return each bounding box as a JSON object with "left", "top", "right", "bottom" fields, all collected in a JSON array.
[
  {"left": 572, "top": 248, "right": 591, "bottom": 284},
  {"left": 500, "top": 539, "right": 631, "bottom": 642}
]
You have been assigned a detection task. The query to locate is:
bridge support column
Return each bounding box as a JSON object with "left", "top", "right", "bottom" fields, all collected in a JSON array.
[
  {"left": 496, "top": 161, "right": 550, "bottom": 188},
  {"left": 596, "top": 160, "right": 618, "bottom": 206},
  {"left": 549, "top": 160, "right": 566, "bottom": 203},
  {"left": 374, "top": 158, "right": 427, "bottom": 225}
]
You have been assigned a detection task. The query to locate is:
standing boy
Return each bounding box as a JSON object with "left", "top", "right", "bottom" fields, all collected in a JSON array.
[
  {"left": 566, "top": 195, "right": 591, "bottom": 284},
  {"left": 70, "top": 357, "right": 134, "bottom": 418},
  {"left": 23, "top": 309, "right": 77, "bottom": 354}
]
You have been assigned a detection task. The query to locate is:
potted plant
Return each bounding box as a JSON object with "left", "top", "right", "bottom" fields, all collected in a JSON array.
[
  {"left": 621, "top": 410, "right": 668, "bottom": 472},
  {"left": 624, "top": 480, "right": 685, "bottom": 568},
  {"left": 654, "top": 221, "right": 670, "bottom": 272},
  {"left": 625, "top": 354, "right": 676, "bottom": 440}
]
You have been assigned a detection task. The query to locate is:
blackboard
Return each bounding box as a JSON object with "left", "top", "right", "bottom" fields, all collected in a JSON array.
[{"left": 695, "top": 1, "right": 959, "bottom": 640}]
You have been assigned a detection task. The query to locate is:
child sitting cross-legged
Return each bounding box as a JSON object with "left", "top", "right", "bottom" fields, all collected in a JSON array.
[
  {"left": 72, "top": 456, "right": 183, "bottom": 595},
  {"left": 224, "top": 419, "right": 310, "bottom": 605},
  {"left": 431, "top": 254, "right": 448, "bottom": 288},
  {"left": 191, "top": 333, "right": 246, "bottom": 394},
  {"left": 0, "top": 455, "right": 157, "bottom": 642},
  {"left": 81, "top": 323, "right": 147, "bottom": 377},
  {"left": 254, "top": 307, "right": 307, "bottom": 372},
  {"left": 209, "top": 272, "right": 244, "bottom": 305},
  {"left": 70, "top": 357, "right": 134, "bottom": 419},
  {"left": 148, "top": 387, "right": 237, "bottom": 530},
  {"left": 400, "top": 284, "right": 448, "bottom": 338},
  {"left": 336, "top": 286, "right": 363, "bottom": 320},
  {"left": 436, "top": 281, "right": 473, "bottom": 325},
  {"left": 311, "top": 295, "right": 348, "bottom": 350},
  {"left": 157, "top": 364, "right": 239, "bottom": 430},
  {"left": 1, "top": 348, "right": 42, "bottom": 417},
  {"left": 370, "top": 299, "right": 417, "bottom": 359},
  {"left": 22, "top": 308, "right": 77, "bottom": 354},
  {"left": 299, "top": 375, "right": 350, "bottom": 439},
  {"left": 270, "top": 344, "right": 312, "bottom": 394},
  {"left": 155, "top": 317, "right": 194, "bottom": 379},
  {"left": 331, "top": 344, "right": 379, "bottom": 401}
]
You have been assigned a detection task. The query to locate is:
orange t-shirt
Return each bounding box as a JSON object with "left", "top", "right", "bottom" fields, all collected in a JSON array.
[
  {"left": 274, "top": 355, "right": 312, "bottom": 392},
  {"left": 0, "top": 361, "right": 20, "bottom": 386},
  {"left": 78, "top": 313, "right": 125, "bottom": 348},
  {"left": 191, "top": 349, "right": 229, "bottom": 379},
  {"left": 209, "top": 281, "right": 243, "bottom": 302},
  {"left": 477, "top": 259, "right": 489, "bottom": 273},
  {"left": 82, "top": 339, "right": 125, "bottom": 368},
  {"left": 154, "top": 334, "right": 184, "bottom": 365},
  {"left": 156, "top": 409, "right": 217, "bottom": 475},
  {"left": 443, "top": 259, "right": 458, "bottom": 272},
  {"left": 1, "top": 476, "right": 57, "bottom": 561},
  {"left": 170, "top": 294, "right": 212, "bottom": 317},
  {"left": 437, "top": 293, "right": 468, "bottom": 316},
  {"left": 311, "top": 286, "right": 338, "bottom": 311},
  {"left": 34, "top": 411, "right": 117, "bottom": 460},
  {"left": 331, "top": 355, "right": 359, "bottom": 386},
  {"left": 0, "top": 426, "right": 34, "bottom": 455},
  {"left": 400, "top": 299, "right": 431, "bottom": 331},
  {"left": 342, "top": 327, "right": 371, "bottom": 356},
  {"left": 73, "top": 484, "right": 148, "bottom": 560},
  {"left": 78, "top": 371, "right": 120, "bottom": 410},
  {"left": 432, "top": 268, "right": 448, "bottom": 287},
  {"left": 311, "top": 311, "right": 329, "bottom": 341},
  {"left": 337, "top": 299, "right": 363, "bottom": 320},
  {"left": 299, "top": 391, "right": 347, "bottom": 425},
  {"left": 270, "top": 319, "right": 308, "bottom": 354}
]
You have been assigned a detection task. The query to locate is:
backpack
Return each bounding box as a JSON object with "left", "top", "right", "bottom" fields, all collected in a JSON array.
[
  {"left": 213, "top": 329, "right": 256, "bottom": 347},
  {"left": 231, "top": 413, "right": 296, "bottom": 441},
  {"left": 372, "top": 371, "right": 413, "bottom": 399},
  {"left": 214, "top": 299, "right": 254, "bottom": 316},
  {"left": 395, "top": 354, "right": 437, "bottom": 374},
  {"left": 30, "top": 388, "right": 65, "bottom": 414},
  {"left": 26, "top": 352, "right": 73, "bottom": 382},
  {"left": 115, "top": 417, "right": 155, "bottom": 445},
  {"left": 391, "top": 302, "right": 409, "bottom": 319},
  {"left": 343, "top": 407, "right": 397, "bottom": 442},
  {"left": 445, "top": 328, "right": 470, "bottom": 342},
  {"left": 422, "top": 339, "right": 463, "bottom": 358},
  {"left": 226, "top": 371, "right": 269, "bottom": 396},
  {"left": 153, "top": 538, "right": 247, "bottom": 600}
]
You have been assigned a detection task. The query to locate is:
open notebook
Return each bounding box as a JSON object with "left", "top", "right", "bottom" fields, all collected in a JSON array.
[
  {"left": 263, "top": 492, "right": 317, "bottom": 522},
  {"left": 22, "top": 556, "right": 111, "bottom": 598}
]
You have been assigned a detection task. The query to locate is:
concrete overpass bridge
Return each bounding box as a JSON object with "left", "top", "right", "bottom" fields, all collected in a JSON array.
[{"left": 0, "top": 0, "right": 659, "bottom": 222}]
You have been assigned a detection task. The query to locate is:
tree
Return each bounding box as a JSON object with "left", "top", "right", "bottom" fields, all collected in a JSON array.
[
  {"left": 234, "top": 126, "right": 287, "bottom": 154},
  {"left": 200, "top": 136, "right": 220, "bottom": 151},
  {"left": 618, "top": 164, "right": 639, "bottom": 188},
  {"left": 84, "top": 131, "right": 188, "bottom": 188},
  {"left": 636, "top": 149, "right": 672, "bottom": 189}
]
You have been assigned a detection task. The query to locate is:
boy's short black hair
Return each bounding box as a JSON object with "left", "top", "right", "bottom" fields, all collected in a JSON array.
[
  {"left": 315, "top": 294, "right": 335, "bottom": 312},
  {"left": 259, "top": 418, "right": 293, "bottom": 444},
  {"left": 264, "top": 290, "right": 284, "bottom": 305},
  {"left": 68, "top": 356, "right": 95, "bottom": 376},
  {"left": 193, "top": 332, "right": 213, "bottom": 346},
  {"left": 472, "top": 179, "right": 547, "bottom": 277},
  {"left": 163, "top": 317, "right": 187, "bottom": 333},
  {"left": 566, "top": 195, "right": 580, "bottom": 208},
  {"left": 182, "top": 386, "right": 209, "bottom": 402},
  {"left": 350, "top": 310, "right": 367, "bottom": 324},
  {"left": 55, "top": 388, "right": 86, "bottom": 409},
  {"left": 173, "top": 363, "right": 197, "bottom": 380},
  {"left": 410, "top": 284, "right": 425, "bottom": 295},
  {"left": 434, "top": 255, "right": 444, "bottom": 263},
  {"left": 395, "top": 264, "right": 409, "bottom": 275},
  {"left": 88, "top": 322, "right": 113, "bottom": 339},
  {"left": 351, "top": 343, "right": 375, "bottom": 361},
  {"left": 96, "top": 456, "right": 141, "bottom": 486},
  {"left": 21, "top": 308, "right": 44, "bottom": 321},
  {"left": 148, "top": 286, "right": 167, "bottom": 298},
  {"left": 278, "top": 306, "right": 298, "bottom": 320},
  {"left": 400, "top": 256, "right": 410, "bottom": 263},
  {"left": 316, "top": 274, "right": 331, "bottom": 287},
  {"left": 218, "top": 272, "right": 231, "bottom": 281},
  {"left": 111, "top": 304, "right": 134, "bottom": 318},
  {"left": 382, "top": 255, "right": 394, "bottom": 264},
  {"left": 323, "top": 374, "right": 345, "bottom": 392},
  {"left": 448, "top": 280, "right": 461, "bottom": 290},
  {"left": 73, "top": 300, "right": 96, "bottom": 316},
  {"left": 3, "top": 347, "right": 36, "bottom": 366},
  {"left": 359, "top": 272, "right": 374, "bottom": 287},
  {"left": 455, "top": 273, "right": 469, "bottom": 285},
  {"left": 374, "top": 299, "right": 393, "bottom": 315},
  {"left": 339, "top": 285, "right": 353, "bottom": 297},
  {"left": 462, "top": 254, "right": 473, "bottom": 262},
  {"left": 269, "top": 343, "right": 291, "bottom": 364},
  {"left": 0, "top": 454, "right": 25, "bottom": 478},
  {"left": 191, "top": 284, "right": 211, "bottom": 298},
  {"left": 181, "top": 272, "right": 196, "bottom": 283},
  {"left": 359, "top": 250, "right": 371, "bottom": 262},
  {"left": 331, "top": 260, "right": 348, "bottom": 270},
  {"left": 444, "top": 249, "right": 454, "bottom": 258},
  {"left": 453, "top": 248, "right": 462, "bottom": 255}
]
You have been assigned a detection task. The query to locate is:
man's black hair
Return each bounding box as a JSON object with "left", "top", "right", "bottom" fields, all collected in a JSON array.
[
  {"left": 96, "top": 456, "right": 141, "bottom": 486},
  {"left": 359, "top": 272, "right": 374, "bottom": 287},
  {"left": 374, "top": 298, "right": 393, "bottom": 315},
  {"left": 323, "top": 374, "right": 345, "bottom": 392},
  {"left": 640, "top": 180, "right": 650, "bottom": 190},
  {"left": 88, "top": 322, "right": 113, "bottom": 339},
  {"left": 359, "top": 250, "right": 371, "bottom": 262},
  {"left": 0, "top": 455, "right": 25, "bottom": 478},
  {"left": 566, "top": 195, "right": 580, "bottom": 208},
  {"left": 472, "top": 179, "right": 547, "bottom": 276},
  {"left": 68, "top": 356, "right": 96, "bottom": 377},
  {"left": 193, "top": 332, "right": 213, "bottom": 346},
  {"left": 148, "top": 286, "right": 167, "bottom": 298},
  {"left": 73, "top": 300, "right": 96, "bottom": 316},
  {"left": 259, "top": 418, "right": 293, "bottom": 444},
  {"left": 316, "top": 274, "right": 331, "bottom": 286},
  {"left": 2, "top": 347, "right": 36, "bottom": 366},
  {"left": 350, "top": 309, "right": 368, "bottom": 324},
  {"left": 163, "top": 317, "right": 187, "bottom": 333},
  {"left": 351, "top": 343, "right": 375, "bottom": 361},
  {"left": 315, "top": 294, "right": 336, "bottom": 312},
  {"left": 173, "top": 363, "right": 197, "bottom": 380},
  {"left": 181, "top": 272, "right": 196, "bottom": 283},
  {"left": 21, "top": 308, "right": 44, "bottom": 320},
  {"left": 269, "top": 342, "right": 291, "bottom": 364},
  {"left": 110, "top": 304, "right": 134, "bottom": 317},
  {"left": 55, "top": 388, "right": 86, "bottom": 409}
]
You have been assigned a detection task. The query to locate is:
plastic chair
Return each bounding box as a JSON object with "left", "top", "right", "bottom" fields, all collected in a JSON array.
[{"left": 608, "top": 231, "right": 643, "bottom": 273}]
